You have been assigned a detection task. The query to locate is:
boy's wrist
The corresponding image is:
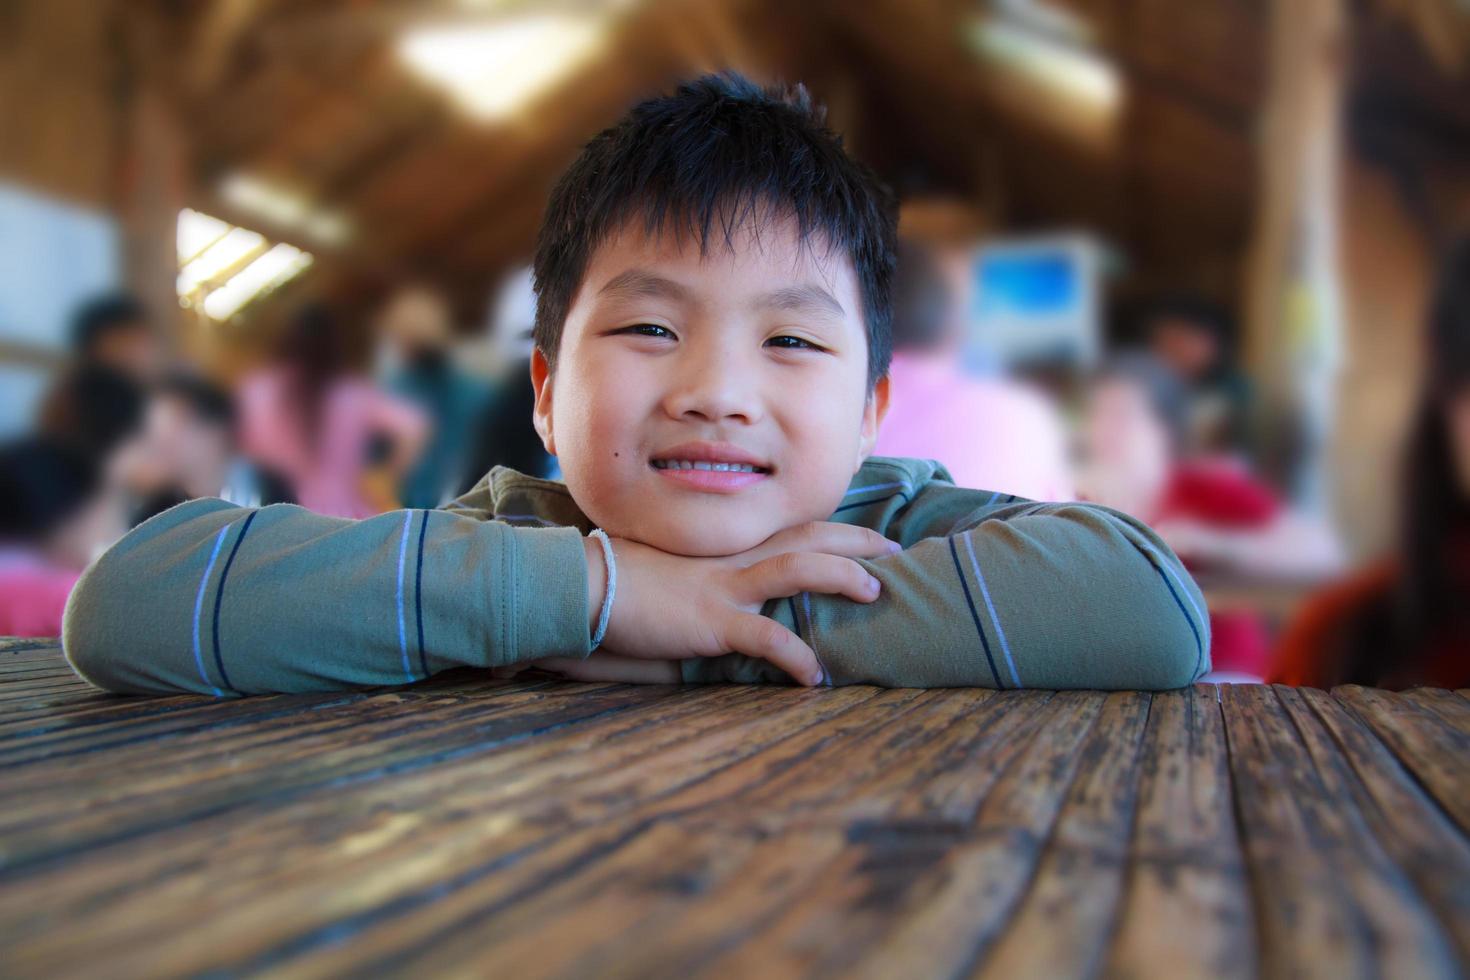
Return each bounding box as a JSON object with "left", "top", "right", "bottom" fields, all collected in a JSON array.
[{"left": 584, "top": 535, "right": 608, "bottom": 639}]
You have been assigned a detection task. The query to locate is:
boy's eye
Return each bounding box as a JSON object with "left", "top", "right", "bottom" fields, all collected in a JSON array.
[
  {"left": 766, "top": 335, "right": 823, "bottom": 351},
  {"left": 616, "top": 324, "right": 674, "bottom": 339}
]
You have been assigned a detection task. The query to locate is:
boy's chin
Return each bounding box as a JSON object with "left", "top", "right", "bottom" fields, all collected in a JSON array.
[{"left": 607, "top": 518, "right": 775, "bottom": 558}]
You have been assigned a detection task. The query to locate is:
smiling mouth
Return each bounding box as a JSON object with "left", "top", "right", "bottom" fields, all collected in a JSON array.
[{"left": 649, "top": 459, "right": 770, "bottom": 474}]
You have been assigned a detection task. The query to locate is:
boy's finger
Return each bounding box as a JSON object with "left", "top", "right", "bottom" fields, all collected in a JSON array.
[
  {"left": 751, "top": 522, "right": 899, "bottom": 561},
  {"left": 799, "top": 523, "right": 901, "bottom": 559},
  {"left": 721, "top": 613, "right": 824, "bottom": 686},
  {"left": 738, "top": 552, "right": 882, "bottom": 605}
]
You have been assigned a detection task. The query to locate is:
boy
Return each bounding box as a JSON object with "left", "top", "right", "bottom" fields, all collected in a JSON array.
[{"left": 63, "top": 73, "right": 1209, "bottom": 697}]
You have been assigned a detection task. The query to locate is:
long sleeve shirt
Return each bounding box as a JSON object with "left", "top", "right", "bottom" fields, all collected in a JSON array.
[{"left": 61, "top": 456, "right": 1210, "bottom": 697}]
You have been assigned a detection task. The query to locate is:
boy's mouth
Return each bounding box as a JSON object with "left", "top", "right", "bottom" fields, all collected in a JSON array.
[{"left": 648, "top": 442, "right": 773, "bottom": 493}]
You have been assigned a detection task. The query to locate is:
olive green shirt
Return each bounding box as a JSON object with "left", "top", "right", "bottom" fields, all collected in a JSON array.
[{"left": 62, "top": 456, "right": 1210, "bottom": 696}]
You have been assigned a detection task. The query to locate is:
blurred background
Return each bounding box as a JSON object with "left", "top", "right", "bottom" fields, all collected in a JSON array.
[{"left": 2, "top": 0, "right": 1468, "bottom": 684}]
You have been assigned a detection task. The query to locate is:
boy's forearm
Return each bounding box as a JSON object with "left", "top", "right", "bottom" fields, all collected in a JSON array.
[
  {"left": 682, "top": 503, "right": 1211, "bottom": 690},
  {"left": 584, "top": 536, "right": 608, "bottom": 638},
  {"left": 63, "top": 498, "right": 594, "bottom": 697}
]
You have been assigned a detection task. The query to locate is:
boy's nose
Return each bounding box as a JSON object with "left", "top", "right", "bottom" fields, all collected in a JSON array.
[{"left": 661, "top": 351, "right": 764, "bottom": 424}]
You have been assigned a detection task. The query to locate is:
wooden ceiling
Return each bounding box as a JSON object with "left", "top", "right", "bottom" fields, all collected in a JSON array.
[{"left": 103, "top": 0, "right": 1470, "bottom": 321}]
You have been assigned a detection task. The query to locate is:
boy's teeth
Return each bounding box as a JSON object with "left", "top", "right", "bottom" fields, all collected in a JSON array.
[{"left": 654, "top": 459, "right": 761, "bottom": 472}]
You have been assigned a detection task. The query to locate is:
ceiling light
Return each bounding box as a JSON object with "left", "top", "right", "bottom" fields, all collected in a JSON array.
[
  {"left": 397, "top": 16, "right": 607, "bottom": 121},
  {"left": 201, "top": 244, "right": 313, "bottom": 320},
  {"left": 968, "top": 18, "right": 1121, "bottom": 114},
  {"left": 177, "top": 209, "right": 232, "bottom": 264},
  {"left": 176, "top": 227, "right": 265, "bottom": 295},
  {"left": 220, "top": 174, "right": 352, "bottom": 247}
]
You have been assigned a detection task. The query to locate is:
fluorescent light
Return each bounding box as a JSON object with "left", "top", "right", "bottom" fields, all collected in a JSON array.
[
  {"left": 397, "top": 16, "right": 607, "bottom": 121},
  {"left": 201, "top": 244, "right": 313, "bottom": 320},
  {"left": 176, "top": 227, "right": 266, "bottom": 294},
  {"left": 177, "top": 209, "right": 231, "bottom": 264},
  {"left": 969, "top": 18, "right": 1121, "bottom": 114},
  {"left": 220, "top": 174, "right": 352, "bottom": 247}
]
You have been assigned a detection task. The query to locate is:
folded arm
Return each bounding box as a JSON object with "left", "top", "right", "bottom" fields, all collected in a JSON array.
[
  {"left": 682, "top": 491, "right": 1211, "bottom": 690},
  {"left": 63, "top": 497, "right": 592, "bottom": 696}
]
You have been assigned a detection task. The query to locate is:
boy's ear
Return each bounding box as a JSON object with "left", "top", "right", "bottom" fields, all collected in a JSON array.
[
  {"left": 530, "top": 348, "right": 557, "bottom": 456},
  {"left": 857, "top": 374, "right": 891, "bottom": 466}
]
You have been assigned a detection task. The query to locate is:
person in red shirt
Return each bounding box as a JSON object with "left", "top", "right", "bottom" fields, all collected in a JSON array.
[{"left": 1274, "top": 238, "right": 1470, "bottom": 690}]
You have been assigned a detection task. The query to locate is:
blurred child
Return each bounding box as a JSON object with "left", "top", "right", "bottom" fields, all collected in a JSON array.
[
  {"left": 0, "top": 437, "right": 126, "bottom": 636},
  {"left": 238, "top": 303, "right": 427, "bottom": 518},
  {"left": 374, "top": 286, "right": 494, "bottom": 508},
  {"left": 116, "top": 372, "right": 294, "bottom": 522}
]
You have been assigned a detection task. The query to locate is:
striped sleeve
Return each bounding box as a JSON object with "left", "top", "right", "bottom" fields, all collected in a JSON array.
[
  {"left": 63, "top": 497, "right": 592, "bottom": 697},
  {"left": 681, "top": 492, "right": 1211, "bottom": 690}
]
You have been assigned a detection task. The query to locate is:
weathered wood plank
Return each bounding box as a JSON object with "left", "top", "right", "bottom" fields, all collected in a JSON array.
[
  {"left": 1223, "top": 684, "right": 1458, "bottom": 978},
  {"left": 1272, "top": 686, "right": 1462, "bottom": 975},
  {"left": 2, "top": 635, "right": 1467, "bottom": 980},
  {"left": 1335, "top": 685, "right": 1470, "bottom": 834},
  {"left": 0, "top": 687, "right": 878, "bottom": 975},
  {"left": 1100, "top": 684, "right": 1256, "bottom": 979},
  {"left": 1297, "top": 688, "right": 1470, "bottom": 963},
  {"left": 1401, "top": 687, "right": 1470, "bottom": 732},
  {"left": 0, "top": 682, "right": 670, "bottom": 870},
  {"left": 798, "top": 691, "right": 1110, "bottom": 978}
]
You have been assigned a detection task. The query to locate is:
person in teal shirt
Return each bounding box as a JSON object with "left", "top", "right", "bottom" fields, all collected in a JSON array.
[{"left": 62, "top": 73, "right": 1209, "bottom": 697}]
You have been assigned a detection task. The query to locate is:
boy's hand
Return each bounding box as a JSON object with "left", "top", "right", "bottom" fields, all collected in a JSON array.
[{"left": 582, "top": 523, "right": 899, "bottom": 686}]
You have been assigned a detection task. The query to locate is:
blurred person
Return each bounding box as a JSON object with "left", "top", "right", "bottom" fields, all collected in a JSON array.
[
  {"left": 37, "top": 292, "right": 158, "bottom": 461},
  {"left": 873, "top": 239, "right": 1074, "bottom": 499},
  {"left": 375, "top": 285, "right": 494, "bottom": 508},
  {"left": 457, "top": 267, "right": 559, "bottom": 488},
  {"left": 65, "top": 292, "right": 163, "bottom": 383},
  {"left": 37, "top": 361, "right": 146, "bottom": 461},
  {"left": 1140, "top": 294, "right": 1253, "bottom": 458},
  {"left": 115, "top": 372, "right": 294, "bottom": 523},
  {"left": 1274, "top": 238, "right": 1470, "bottom": 689},
  {"left": 239, "top": 302, "right": 427, "bottom": 518},
  {"left": 0, "top": 437, "right": 127, "bottom": 636}
]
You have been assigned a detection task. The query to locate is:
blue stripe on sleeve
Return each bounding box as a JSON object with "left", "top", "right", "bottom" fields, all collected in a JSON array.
[
  {"left": 394, "top": 510, "right": 414, "bottom": 684},
  {"left": 210, "top": 510, "right": 257, "bottom": 693},
  {"left": 842, "top": 481, "right": 910, "bottom": 498},
  {"left": 962, "top": 531, "right": 1021, "bottom": 687},
  {"left": 1094, "top": 512, "right": 1207, "bottom": 680},
  {"left": 415, "top": 509, "right": 430, "bottom": 679},
  {"left": 191, "top": 525, "right": 230, "bottom": 698},
  {"left": 947, "top": 536, "right": 1004, "bottom": 688}
]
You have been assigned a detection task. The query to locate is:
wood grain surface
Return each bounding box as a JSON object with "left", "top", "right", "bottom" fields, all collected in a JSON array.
[{"left": 0, "top": 638, "right": 1466, "bottom": 979}]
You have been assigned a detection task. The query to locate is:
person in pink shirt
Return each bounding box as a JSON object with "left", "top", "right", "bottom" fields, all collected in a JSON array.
[
  {"left": 238, "top": 303, "right": 428, "bottom": 519},
  {"left": 874, "top": 240, "right": 1074, "bottom": 500},
  {"left": 0, "top": 437, "right": 128, "bottom": 637}
]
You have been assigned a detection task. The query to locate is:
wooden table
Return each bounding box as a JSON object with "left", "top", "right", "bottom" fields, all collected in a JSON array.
[{"left": 2, "top": 637, "right": 1467, "bottom": 978}]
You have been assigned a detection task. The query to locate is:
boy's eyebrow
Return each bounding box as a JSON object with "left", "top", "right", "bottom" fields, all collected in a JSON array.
[
  {"left": 754, "top": 284, "right": 846, "bottom": 320},
  {"left": 598, "top": 270, "right": 691, "bottom": 302},
  {"left": 598, "top": 270, "right": 845, "bottom": 319}
]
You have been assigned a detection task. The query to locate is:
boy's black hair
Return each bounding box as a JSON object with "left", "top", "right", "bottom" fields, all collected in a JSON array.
[
  {"left": 0, "top": 436, "right": 101, "bottom": 545},
  {"left": 533, "top": 72, "right": 897, "bottom": 389},
  {"left": 70, "top": 292, "right": 148, "bottom": 355}
]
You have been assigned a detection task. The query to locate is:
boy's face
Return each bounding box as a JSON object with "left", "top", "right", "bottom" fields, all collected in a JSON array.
[{"left": 532, "top": 215, "right": 889, "bottom": 556}]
